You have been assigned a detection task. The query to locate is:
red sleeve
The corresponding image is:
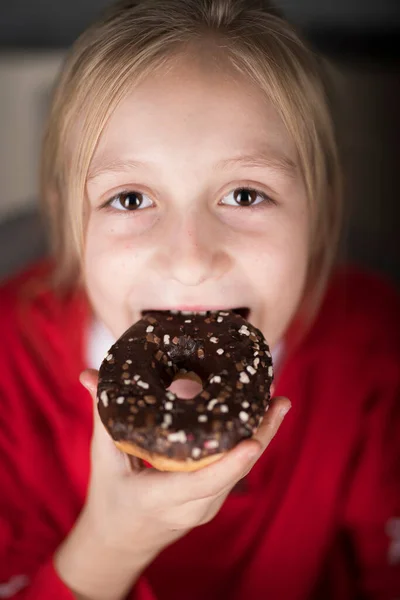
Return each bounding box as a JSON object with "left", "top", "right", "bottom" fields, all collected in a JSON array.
[
  {"left": 340, "top": 274, "right": 400, "bottom": 598},
  {"left": 0, "top": 266, "right": 158, "bottom": 599},
  {"left": 0, "top": 558, "right": 157, "bottom": 599}
]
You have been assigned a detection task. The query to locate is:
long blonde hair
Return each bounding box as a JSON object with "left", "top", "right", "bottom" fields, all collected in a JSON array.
[{"left": 41, "top": 0, "right": 342, "bottom": 319}]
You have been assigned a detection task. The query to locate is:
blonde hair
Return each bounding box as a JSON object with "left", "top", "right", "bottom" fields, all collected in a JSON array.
[{"left": 41, "top": 0, "right": 342, "bottom": 320}]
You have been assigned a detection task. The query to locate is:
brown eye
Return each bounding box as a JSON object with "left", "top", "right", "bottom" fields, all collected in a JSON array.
[
  {"left": 118, "top": 192, "right": 143, "bottom": 210},
  {"left": 107, "top": 190, "right": 153, "bottom": 212},
  {"left": 233, "top": 189, "right": 259, "bottom": 206},
  {"left": 221, "top": 187, "right": 270, "bottom": 208}
]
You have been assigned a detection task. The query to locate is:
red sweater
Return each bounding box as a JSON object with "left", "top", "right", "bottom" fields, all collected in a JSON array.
[{"left": 0, "top": 262, "right": 399, "bottom": 600}]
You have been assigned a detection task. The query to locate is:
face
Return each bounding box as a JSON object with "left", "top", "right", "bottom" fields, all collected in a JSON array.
[{"left": 83, "top": 54, "right": 310, "bottom": 352}]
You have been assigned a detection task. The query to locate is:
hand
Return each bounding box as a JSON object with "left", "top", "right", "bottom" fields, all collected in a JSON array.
[{"left": 55, "top": 369, "right": 290, "bottom": 600}]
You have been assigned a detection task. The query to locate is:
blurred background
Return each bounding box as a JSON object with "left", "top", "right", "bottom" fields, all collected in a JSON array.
[{"left": 0, "top": 0, "right": 399, "bottom": 284}]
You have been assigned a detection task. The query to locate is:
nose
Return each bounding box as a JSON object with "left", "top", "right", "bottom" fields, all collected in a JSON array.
[{"left": 152, "top": 211, "right": 231, "bottom": 287}]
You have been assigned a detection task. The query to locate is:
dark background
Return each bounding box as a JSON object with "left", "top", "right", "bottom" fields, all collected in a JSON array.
[
  {"left": 0, "top": 0, "right": 399, "bottom": 285},
  {"left": 1, "top": 0, "right": 400, "bottom": 49}
]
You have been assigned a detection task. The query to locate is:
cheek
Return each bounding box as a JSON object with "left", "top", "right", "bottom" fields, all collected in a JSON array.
[
  {"left": 240, "top": 213, "right": 309, "bottom": 280},
  {"left": 83, "top": 218, "right": 144, "bottom": 313},
  {"left": 239, "top": 211, "right": 309, "bottom": 343},
  {"left": 85, "top": 217, "right": 138, "bottom": 273},
  {"left": 252, "top": 238, "right": 308, "bottom": 310}
]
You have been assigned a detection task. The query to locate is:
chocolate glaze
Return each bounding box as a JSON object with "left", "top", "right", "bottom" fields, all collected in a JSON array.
[{"left": 97, "top": 310, "right": 273, "bottom": 462}]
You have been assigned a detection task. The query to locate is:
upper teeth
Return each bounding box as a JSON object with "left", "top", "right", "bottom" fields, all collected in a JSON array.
[
  {"left": 143, "top": 309, "right": 244, "bottom": 318},
  {"left": 170, "top": 310, "right": 228, "bottom": 316}
]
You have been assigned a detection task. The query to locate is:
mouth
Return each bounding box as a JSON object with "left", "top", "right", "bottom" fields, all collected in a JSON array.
[{"left": 141, "top": 307, "right": 250, "bottom": 322}]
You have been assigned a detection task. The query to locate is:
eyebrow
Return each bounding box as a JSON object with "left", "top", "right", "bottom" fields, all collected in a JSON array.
[{"left": 87, "top": 148, "right": 297, "bottom": 182}]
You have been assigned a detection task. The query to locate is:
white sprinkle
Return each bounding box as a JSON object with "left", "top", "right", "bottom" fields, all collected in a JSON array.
[
  {"left": 181, "top": 311, "right": 193, "bottom": 315},
  {"left": 185, "top": 319, "right": 192, "bottom": 323},
  {"left": 137, "top": 381, "right": 149, "bottom": 389},
  {"left": 161, "top": 414, "right": 173, "bottom": 428},
  {"left": 267, "top": 351, "right": 272, "bottom": 358},
  {"left": 100, "top": 391, "right": 109, "bottom": 407},
  {"left": 247, "top": 365, "right": 256, "bottom": 375},
  {"left": 239, "top": 371, "right": 250, "bottom": 384},
  {"left": 216, "top": 348, "right": 224, "bottom": 355},
  {"left": 220, "top": 311, "right": 229, "bottom": 316},
  {"left": 129, "top": 338, "right": 134, "bottom": 342},
  {"left": 146, "top": 325, "right": 154, "bottom": 333},
  {"left": 239, "top": 325, "right": 250, "bottom": 336},
  {"left": 166, "top": 391, "right": 175, "bottom": 401},
  {"left": 204, "top": 439, "right": 219, "bottom": 449},
  {"left": 268, "top": 366, "right": 274, "bottom": 377},
  {"left": 168, "top": 430, "right": 187, "bottom": 443},
  {"left": 116, "top": 396, "right": 125, "bottom": 405},
  {"left": 210, "top": 337, "right": 218, "bottom": 344},
  {"left": 239, "top": 411, "right": 249, "bottom": 422},
  {"left": 242, "top": 400, "right": 250, "bottom": 409},
  {"left": 171, "top": 310, "right": 179, "bottom": 315},
  {"left": 106, "top": 353, "right": 113, "bottom": 362},
  {"left": 198, "top": 414, "right": 208, "bottom": 423},
  {"left": 165, "top": 401, "right": 173, "bottom": 410},
  {"left": 254, "top": 351, "right": 259, "bottom": 357},
  {"left": 167, "top": 361, "right": 172, "bottom": 367},
  {"left": 207, "top": 399, "right": 219, "bottom": 411},
  {"left": 265, "top": 404, "right": 270, "bottom": 412},
  {"left": 217, "top": 317, "right": 223, "bottom": 323},
  {"left": 210, "top": 375, "right": 222, "bottom": 384},
  {"left": 220, "top": 404, "right": 229, "bottom": 413},
  {"left": 124, "top": 380, "right": 132, "bottom": 385},
  {"left": 192, "top": 447, "right": 202, "bottom": 459},
  {"left": 134, "top": 375, "right": 140, "bottom": 381},
  {"left": 126, "top": 359, "right": 132, "bottom": 364},
  {"left": 198, "top": 311, "right": 207, "bottom": 316},
  {"left": 253, "top": 358, "right": 260, "bottom": 369},
  {"left": 163, "top": 335, "right": 170, "bottom": 345}
]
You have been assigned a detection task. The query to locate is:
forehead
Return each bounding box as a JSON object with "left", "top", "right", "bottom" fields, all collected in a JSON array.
[{"left": 89, "top": 54, "right": 298, "bottom": 176}]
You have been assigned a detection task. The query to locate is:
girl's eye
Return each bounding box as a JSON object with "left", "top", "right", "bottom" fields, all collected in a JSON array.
[
  {"left": 220, "top": 187, "right": 271, "bottom": 208},
  {"left": 108, "top": 191, "right": 153, "bottom": 211}
]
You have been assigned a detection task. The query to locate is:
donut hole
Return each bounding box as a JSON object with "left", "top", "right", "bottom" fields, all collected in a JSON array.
[{"left": 167, "top": 371, "right": 203, "bottom": 399}]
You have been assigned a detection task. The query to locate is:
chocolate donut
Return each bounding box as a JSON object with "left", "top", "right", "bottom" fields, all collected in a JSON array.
[{"left": 97, "top": 310, "right": 274, "bottom": 471}]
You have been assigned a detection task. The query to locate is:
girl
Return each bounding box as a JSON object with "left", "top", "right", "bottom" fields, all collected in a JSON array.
[{"left": 0, "top": 0, "right": 399, "bottom": 598}]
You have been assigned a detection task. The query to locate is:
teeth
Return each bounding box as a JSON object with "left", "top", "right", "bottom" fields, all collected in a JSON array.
[
  {"left": 167, "top": 310, "right": 212, "bottom": 316},
  {"left": 167, "top": 309, "right": 228, "bottom": 316},
  {"left": 145, "top": 308, "right": 248, "bottom": 318}
]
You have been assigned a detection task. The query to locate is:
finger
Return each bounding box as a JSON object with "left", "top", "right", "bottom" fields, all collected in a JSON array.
[
  {"left": 175, "top": 397, "right": 291, "bottom": 501},
  {"left": 235, "top": 396, "right": 291, "bottom": 477},
  {"left": 252, "top": 396, "right": 291, "bottom": 451},
  {"left": 203, "top": 401, "right": 289, "bottom": 506},
  {"left": 154, "top": 437, "right": 261, "bottom": 503}
]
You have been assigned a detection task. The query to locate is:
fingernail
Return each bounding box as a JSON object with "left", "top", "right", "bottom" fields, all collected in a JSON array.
[{"left": 279, "top": 403, "right": 291, "bottom": 419}]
